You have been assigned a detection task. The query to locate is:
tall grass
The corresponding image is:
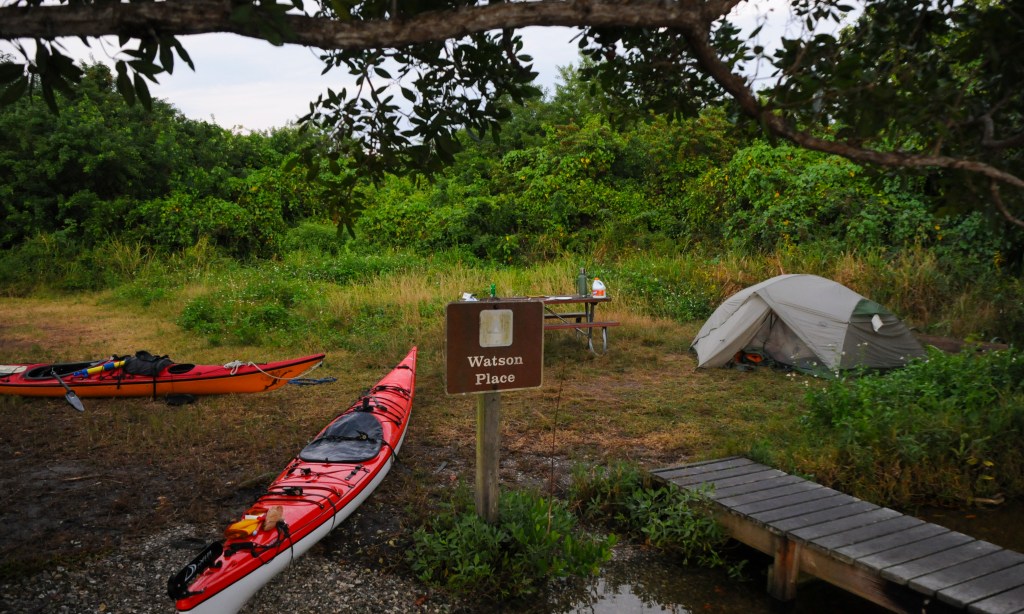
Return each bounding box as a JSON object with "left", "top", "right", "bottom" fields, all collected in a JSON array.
[
  {"left": 569, "top": 461, "right": 736, "bottom": 573},
  {"left": 4, "top": 236, "right": 1022, "bottom": 343},
  {"left": 3, "top": 239, "right": 1024, "bottom": 565},
  {"left": 162, "top": 245, "right": 1024, "bottom": 352},
  {"left": 408, "top": 483, "right": 614, "bottom": 601}
]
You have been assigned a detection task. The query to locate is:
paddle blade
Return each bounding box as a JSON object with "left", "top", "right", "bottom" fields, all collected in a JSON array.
[
  {"left": 51, "top": 369, "right": 85, "bottom": 412},
  {"left": 65, "top": 390, "right": 85, "bottom": 412}
]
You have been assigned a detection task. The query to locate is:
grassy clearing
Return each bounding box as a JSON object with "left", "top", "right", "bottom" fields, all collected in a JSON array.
[
  {"left": 0, "top": 262, "right": 811, "bottom": 487},
  {"left": 1, "top": 247, "right": 1022, "bottom": 582},
  {"left": 2, "top": 249, "right": 1020, "bottom": 495},
  {"left": 1, "top": 278, "right": 801, "bottom": 579}
]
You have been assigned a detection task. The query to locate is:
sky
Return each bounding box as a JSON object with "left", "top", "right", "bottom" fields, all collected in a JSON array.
[
  {"left": 2, "top": 1, "right": 828, "bottom": 132},
  {"left": 49, "top": 27, "right": 586, "bottom": 132}
]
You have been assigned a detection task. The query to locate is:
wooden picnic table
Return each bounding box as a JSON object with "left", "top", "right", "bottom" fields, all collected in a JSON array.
[{"left": 539, "top": 295, "right": 619, "bottom": 354}]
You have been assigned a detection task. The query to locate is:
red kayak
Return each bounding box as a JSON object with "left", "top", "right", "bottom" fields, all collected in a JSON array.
[
  {"left": 168, "top": 347, "right": 417, "bottom": 613},
  {"left": 0, "top": 352, "right": 326, "bottom": 398}
]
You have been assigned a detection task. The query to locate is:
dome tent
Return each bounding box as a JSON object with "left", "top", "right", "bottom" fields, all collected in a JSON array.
[{"left": 691, "top": 274, "right": 926, "bottom": 373}]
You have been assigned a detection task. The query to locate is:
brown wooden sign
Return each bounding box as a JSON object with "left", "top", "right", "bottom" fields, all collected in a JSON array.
[{"left": 445, "top": 299, "right": 544, "bottom": 395}]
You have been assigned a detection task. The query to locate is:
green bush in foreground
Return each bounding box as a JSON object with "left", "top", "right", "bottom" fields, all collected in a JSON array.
[
  {"left": 408, "top": 486, "right": 614, "bottom": 600},
  {"left": 801, "top": 347, "right": 1024, "bottom": 506},
  {"left": 569, "top": 461, "right": 739, "bottom": 575}
]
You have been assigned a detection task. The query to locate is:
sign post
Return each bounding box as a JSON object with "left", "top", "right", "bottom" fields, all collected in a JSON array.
[
  {"left": 476, "top": 391, "right": 501, "bottom": 522},
  {"left": 446, "top": 299, "right": 544, "bottom": 523}
]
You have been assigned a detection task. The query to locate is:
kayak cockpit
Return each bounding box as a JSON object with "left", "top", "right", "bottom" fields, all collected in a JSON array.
[
  {"left": 23, "top": 361, "right": 103, "bottom": 380},
  {"left": 299, "top": 412, "right": 384, "bottom": 463}
]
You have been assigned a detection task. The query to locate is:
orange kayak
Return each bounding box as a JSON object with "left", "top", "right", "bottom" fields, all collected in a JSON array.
[{"left": 0, "top": 353, "right": 325, "bottom": 398}]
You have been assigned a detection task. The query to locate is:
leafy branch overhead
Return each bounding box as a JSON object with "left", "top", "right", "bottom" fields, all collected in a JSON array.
[{"left": 1, "top": 0, "right": 1022, "bottom": 227}]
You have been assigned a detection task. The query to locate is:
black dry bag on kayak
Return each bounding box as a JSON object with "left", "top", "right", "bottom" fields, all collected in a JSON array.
[
  {"left": 122, "top": 351, "right": 173, "bottom": 376},
  {"left": 115, "top": 351, "right": 174, "bottom": 399}
]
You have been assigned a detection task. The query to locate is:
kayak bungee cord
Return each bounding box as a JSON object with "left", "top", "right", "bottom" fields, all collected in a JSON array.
[
  {"left": 358, "top": 387, "right": 411, "bottom": 426},
  {"left": 223, "top": 359, "right": 335, "bottom": 384},
  {"left": 222, "top": 359, "right": 338, "bottom": 386}
]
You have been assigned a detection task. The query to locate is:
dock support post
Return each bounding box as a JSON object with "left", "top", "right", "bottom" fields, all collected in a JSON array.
[{"left": 767, "top": 534, "right": 800, "bottom": 602}]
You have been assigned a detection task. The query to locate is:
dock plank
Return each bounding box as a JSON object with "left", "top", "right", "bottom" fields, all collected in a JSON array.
[
  {"left": 653, "top": 456, "right": 752, "bottom": 479},
  {"left": 672, "top": 467, "right": 785, "bottom": 489},
  {"left": 967, "top": 584, "right": 1024, "bottom": 614},
  {"left": 749, "top": 492, "right": 858, "bottom": 524},
  {"left": 857, "top": 531, "right": 975, "bottom": 570},
  {"left": 935, "top": 563, "right": 1024, "bottom": 609},
  {"left": 710, "top": 474, "right": 807, "bottom": 500},
  {"left": 791, "top": 507, "right": 903, "bottom": 542},
  {"left": 881, "top": 540, "right": 1003, "bottom": 584},
  {"left": 716, "top": 479, "right": 823, "bottom": 508},
  {"left": 911, "top": 550, "right": 1024, "bottom": 596},
  {"left": 811, "top": 514, "right": 924, "bottom": 550},
  {"left": 731, "top": 485, "right": 837, "bottom": 515},
  {"left": 835, "top": 522, "right": 951, "bottom": 562},
  {"left": 771, "top": 500, "right": 878, "bottom": 532}
]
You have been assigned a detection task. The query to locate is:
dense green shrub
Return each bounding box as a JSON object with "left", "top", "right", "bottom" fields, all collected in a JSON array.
[
  {"left": 0, "top": 234, "right": 156, "bottom": 295},
  {"left": 356, "top": 176, "right": 475, "bottom": 253},
  {"left": 131, "top": 191, "right": 287, "bottom": 259},
  {"left": 569, "top": 461, "right": 735, "bottom": 573},
  {"left": 721, "top": 141, "right": 936, "bottom": 251},
  {"left": 279, "top": 248, "right": 421, "bottom": 284},
  {"left": 282, "top": 222, "right": 346, "bottom": 255},
  {"left": 802, "top": 347, "right": 1024, "bottom": 505},
  {"left": 408, "top": 485, "right": 614, "bottom": 600}
]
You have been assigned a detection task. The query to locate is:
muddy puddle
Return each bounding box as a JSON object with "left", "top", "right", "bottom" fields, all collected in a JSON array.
[
  {"left": 548, "top": 551, "right": 889, "bottom": 614},
  {"left": 549, "top": 502, "right": 1024, "bottom": 614}
]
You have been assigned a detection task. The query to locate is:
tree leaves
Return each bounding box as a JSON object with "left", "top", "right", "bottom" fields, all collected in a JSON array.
[
  {"left": 0, "top": 31, "right": 198, "bottom": 115},
  {"left": 299, "top": 28, "right": 540, "bottom": 184},
  {"left": 763, "top": 0, "right": 1024, "bottom": 221}
]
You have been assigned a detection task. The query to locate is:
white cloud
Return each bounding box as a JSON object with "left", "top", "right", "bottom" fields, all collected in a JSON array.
[{"left": 520, "top": 26, "right": 583, "bottom": 97}]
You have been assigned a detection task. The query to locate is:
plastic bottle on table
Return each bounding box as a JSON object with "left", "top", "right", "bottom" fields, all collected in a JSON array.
[
  {"left": 576, "top": 268, "right": 588, "bottom": 296},
  {"left": 591, "top": 277, "right": 606, "bottom": 298}
]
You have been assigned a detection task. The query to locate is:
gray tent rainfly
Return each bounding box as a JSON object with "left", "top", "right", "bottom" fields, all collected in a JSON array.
[{"left": 691, "top": 274, "right": 926, "bottom": 373}]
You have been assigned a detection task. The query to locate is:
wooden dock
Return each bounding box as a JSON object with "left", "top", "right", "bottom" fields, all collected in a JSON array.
[{"left": 652, "top": 457, "right": 1024, "bottom": 614}]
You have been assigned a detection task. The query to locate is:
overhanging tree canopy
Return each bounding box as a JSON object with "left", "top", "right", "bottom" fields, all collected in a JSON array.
[{"left": 2, "top": 0, "right": 1022, "bottom": 229}]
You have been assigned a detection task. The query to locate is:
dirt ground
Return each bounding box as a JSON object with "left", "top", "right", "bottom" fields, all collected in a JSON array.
[{"left": 0, "top": 296, "right": 703, "bottom": 613}]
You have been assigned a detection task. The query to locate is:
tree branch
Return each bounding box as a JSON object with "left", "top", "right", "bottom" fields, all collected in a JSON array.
[
  {"left": 990, "top": 181, "right": 1024, "bottom": 230},
  {"left": 0, "top": 0, "right": 736, "bottom": 48},
  {"left": 677, "top": 12, "right": 1024, "bottom": 221},
  {"left": 980, "top": 113, "right": 1024, "bottom": 151}
]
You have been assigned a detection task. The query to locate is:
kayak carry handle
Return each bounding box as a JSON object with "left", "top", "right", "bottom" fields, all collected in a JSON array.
[{"left": 167, "top": 541, "right": 223, "bottom": 601}]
